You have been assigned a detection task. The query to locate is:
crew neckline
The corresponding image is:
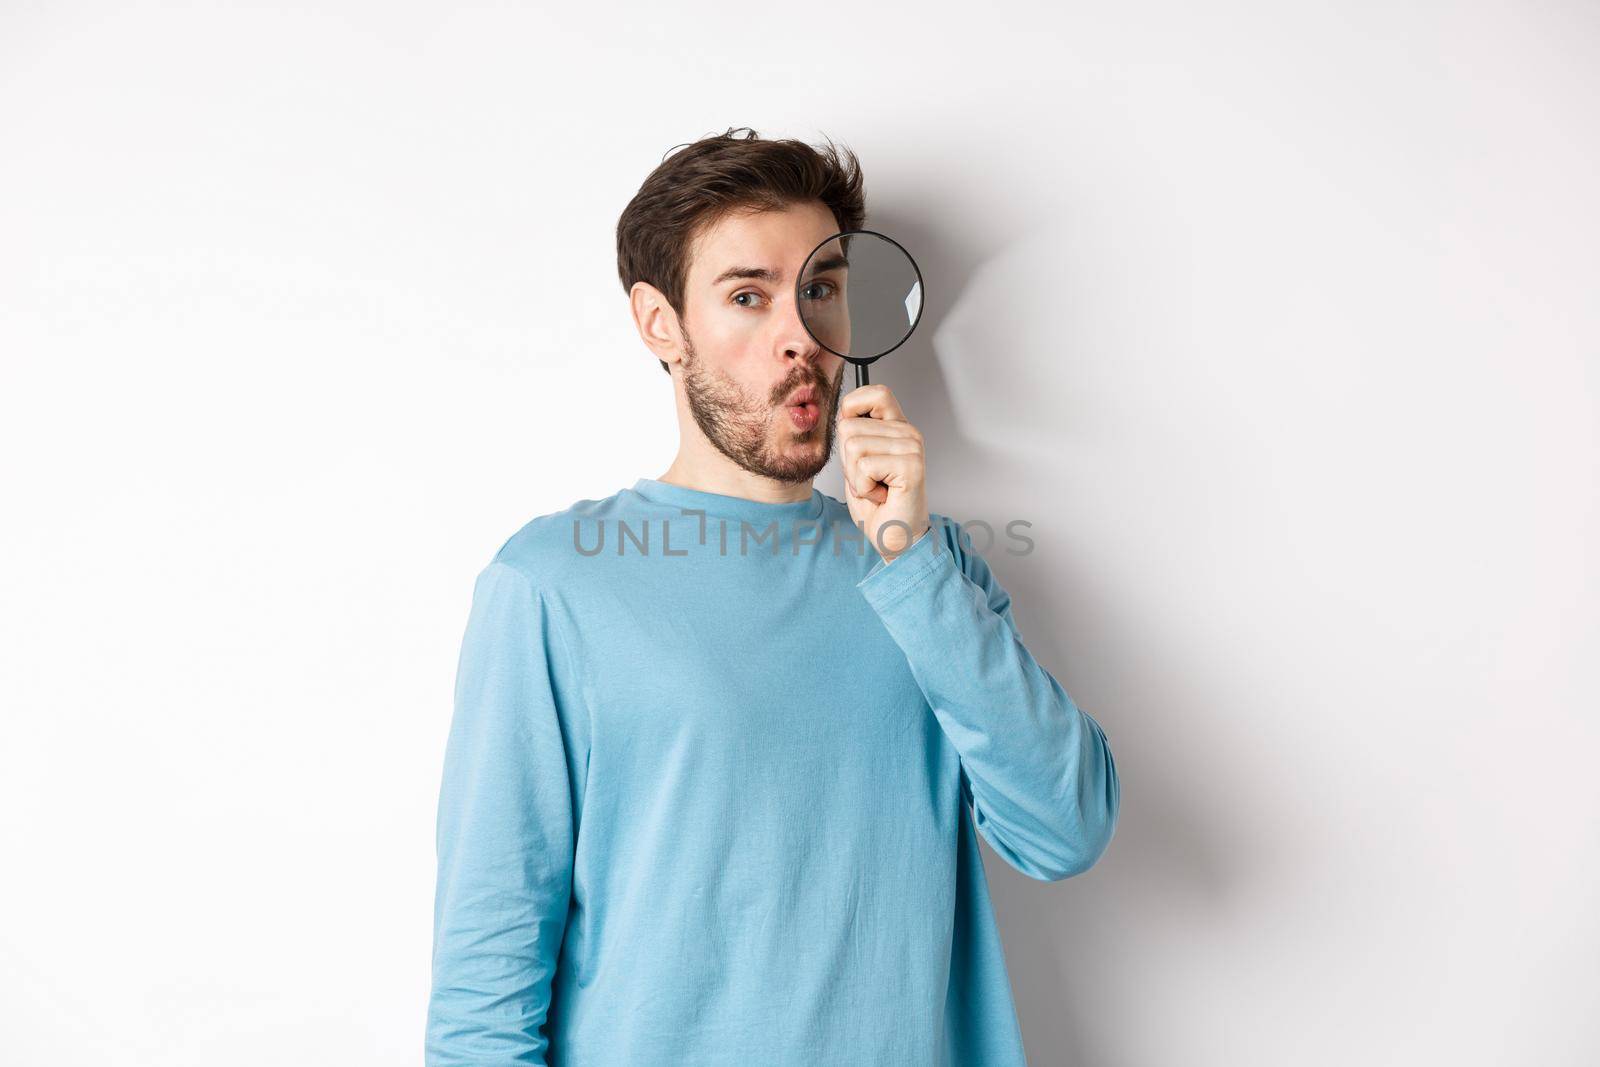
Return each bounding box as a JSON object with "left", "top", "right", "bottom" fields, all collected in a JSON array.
[{"left": 630, "top": 477, "right": 827, "bottom": 524}]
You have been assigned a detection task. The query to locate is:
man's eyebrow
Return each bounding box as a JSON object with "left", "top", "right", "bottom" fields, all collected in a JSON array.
[
  {"left": 710, "top": 265, "right": 782, "bottom": 286},
  {"left": 709, "top": 253, "right": 850, "bottom": 288}
]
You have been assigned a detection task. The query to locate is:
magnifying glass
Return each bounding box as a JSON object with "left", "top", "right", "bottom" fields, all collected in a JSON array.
[{"left": 796, "top": 229, "right": 925, "bottom": 390}]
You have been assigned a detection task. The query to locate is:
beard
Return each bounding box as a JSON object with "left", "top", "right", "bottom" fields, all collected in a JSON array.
[{"left": 680, "top": 327, "right": 844, "bottom": 485}]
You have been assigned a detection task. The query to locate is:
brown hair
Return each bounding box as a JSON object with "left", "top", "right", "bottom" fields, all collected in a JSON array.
[{"left": 616, "top": 127, "right": 867, "bottom": 375}]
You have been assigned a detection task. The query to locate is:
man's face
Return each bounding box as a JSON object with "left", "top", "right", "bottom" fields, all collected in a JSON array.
[{"left": 676, "top": 201, "right": 848, "bottom": 485}]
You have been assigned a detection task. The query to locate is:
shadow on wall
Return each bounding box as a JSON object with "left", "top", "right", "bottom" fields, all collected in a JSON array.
[{"left": 822, "top": 206, "right": 1247, "bottom": 1064}]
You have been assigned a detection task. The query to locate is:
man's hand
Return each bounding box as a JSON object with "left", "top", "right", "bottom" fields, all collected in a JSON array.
[{"left": 837, "top": 383, "right": 930, "bottom": 564}]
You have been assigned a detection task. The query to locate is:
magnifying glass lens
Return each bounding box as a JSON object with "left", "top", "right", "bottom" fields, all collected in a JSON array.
[{"left": 797, "top": 231, "right": 923, "bottom": 370}]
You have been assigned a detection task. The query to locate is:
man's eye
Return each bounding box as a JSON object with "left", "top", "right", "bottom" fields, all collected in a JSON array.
[
  {"left": 800, "top": 281, "right": 837, "bottom": 302},
  {"left": 732, "top": 291, "right": 765, "bottom": 308}
]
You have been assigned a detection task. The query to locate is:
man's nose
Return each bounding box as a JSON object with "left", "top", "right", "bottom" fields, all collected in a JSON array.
[{"left": 778, "top": 301, "right": 823, "bottom": 365}]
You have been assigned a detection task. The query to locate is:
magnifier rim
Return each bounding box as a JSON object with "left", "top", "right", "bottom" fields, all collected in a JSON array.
[{"left": 796, "top": 227, "right": 925, "bottom": 366}]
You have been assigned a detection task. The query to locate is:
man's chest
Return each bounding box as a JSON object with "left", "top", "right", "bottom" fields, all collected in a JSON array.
[{"left": 563, "top": 560, "right": 932, "bottom": 760}]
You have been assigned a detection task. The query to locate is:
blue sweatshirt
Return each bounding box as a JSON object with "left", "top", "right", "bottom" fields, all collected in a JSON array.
[{"left": 426, "top": 477, "right": 1120, "bottom": 1065}]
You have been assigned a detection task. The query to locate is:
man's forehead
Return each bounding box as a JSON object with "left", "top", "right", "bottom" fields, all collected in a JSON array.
[{"left": 689, "top": 205, "right": 840, "bottom": 285}]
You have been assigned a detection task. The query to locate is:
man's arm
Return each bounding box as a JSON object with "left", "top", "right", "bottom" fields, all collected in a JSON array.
[
  {"left": 856, "top": 518, "right": 1121, "bottom": 881},
  {"left": 427, "top": 560, "right": 579, "bottom": 1065}
]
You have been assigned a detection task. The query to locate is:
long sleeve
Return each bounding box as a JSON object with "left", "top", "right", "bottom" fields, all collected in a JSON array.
[
  {"left": 856, "top": 517, "right": 1120, "bottom": 882},
  {"left": 427, "top": 560, "right": 581, "bottom": 1066}
]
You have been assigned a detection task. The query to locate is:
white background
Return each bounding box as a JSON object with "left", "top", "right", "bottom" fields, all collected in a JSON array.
[{"left": 2, "top": 2, "right": 1595, "bottom": 1064}]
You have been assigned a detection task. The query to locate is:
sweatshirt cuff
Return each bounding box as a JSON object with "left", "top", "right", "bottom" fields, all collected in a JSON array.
[{"left": 855, "top": 523, "right": 950, "bottom": 610}]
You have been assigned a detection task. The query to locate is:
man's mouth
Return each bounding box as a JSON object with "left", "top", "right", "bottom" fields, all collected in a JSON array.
[{"left": 784, "top": 386, "right": 821, "bottom": 431}]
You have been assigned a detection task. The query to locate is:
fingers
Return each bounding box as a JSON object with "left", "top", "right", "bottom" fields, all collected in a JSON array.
[
  {"left": 838, "top": 383, "right": 907, "bottom": 422},
  {"left": 840, "top": 431, "right": 922, "bottom": 466},
  {"left": 836, "top": 384, "right": 925, "bottom": 502},
  {"left": 836, "top": 417, "right": 923, "bottom": 452},
  {"left": 846, "top": 460, "right": 890, "bottom": 502},
  {"left": 847, "top": 450, "right": 924, "bottom": 500}
]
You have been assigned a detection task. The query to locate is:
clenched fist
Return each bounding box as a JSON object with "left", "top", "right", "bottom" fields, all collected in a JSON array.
[{"left": 836, "top": 384, "right": 930, "bottom": 564}]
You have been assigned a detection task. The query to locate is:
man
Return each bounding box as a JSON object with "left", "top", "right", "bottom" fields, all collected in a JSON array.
[{"left": 425, "top": 127, "right": 1120, "bottom": 1066}]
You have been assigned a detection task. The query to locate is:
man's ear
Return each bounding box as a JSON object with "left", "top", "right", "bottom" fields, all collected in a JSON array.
[{"left": 630, "top": 281, "right": 684, "bottom": 370}]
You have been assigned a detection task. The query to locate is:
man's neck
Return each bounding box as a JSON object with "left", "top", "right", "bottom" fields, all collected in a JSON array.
[{"left": 655, "top": 454, "right": 814, "bottom": 506}]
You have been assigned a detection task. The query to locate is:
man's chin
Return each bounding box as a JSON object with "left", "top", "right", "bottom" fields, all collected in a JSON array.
[
  {"left": 777, "top": 429, "right": 828, "bottom": 454},
  {"left": 759, "top": 441, "right": 829, "bottom": 483}
]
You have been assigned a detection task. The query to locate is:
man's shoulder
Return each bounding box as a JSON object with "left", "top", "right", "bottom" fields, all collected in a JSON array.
[{"left": 480, "top": 484, "right": 637, "bottom": 591}]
